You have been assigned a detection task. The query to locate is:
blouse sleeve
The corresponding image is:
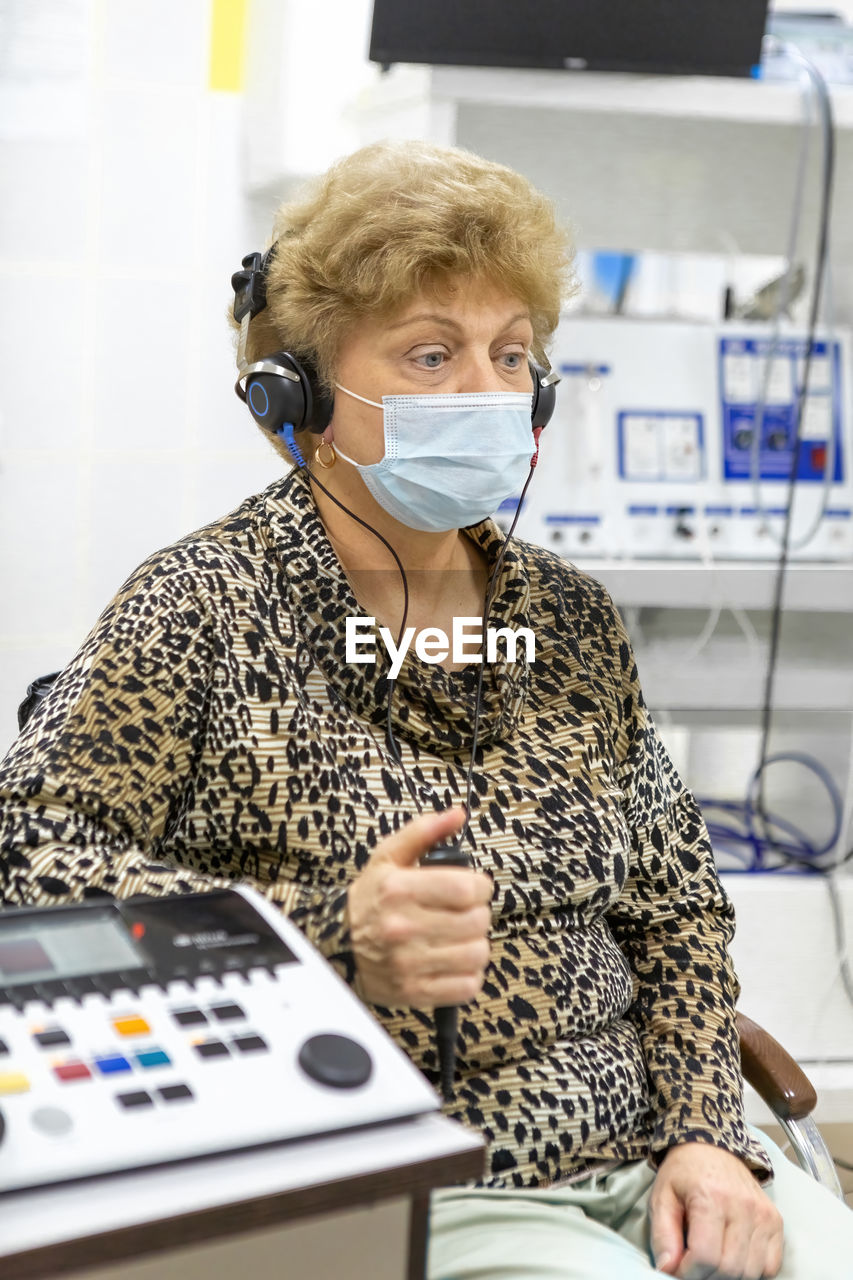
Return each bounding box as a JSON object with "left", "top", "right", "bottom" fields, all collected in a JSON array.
[
  {"left": 0, "top": 546, "right": 351, "bottom": 967},
  {"left": 599, "top": 596, "right": 772, "bottom": 1180}
]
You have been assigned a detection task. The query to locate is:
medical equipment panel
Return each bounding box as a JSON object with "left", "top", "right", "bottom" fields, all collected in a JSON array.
[
  {"left": 504, "top": 317, "right": 852, "bottom": 560},
  {"left": 0, "top": 887, "right": 439, "bottom": 1194}
]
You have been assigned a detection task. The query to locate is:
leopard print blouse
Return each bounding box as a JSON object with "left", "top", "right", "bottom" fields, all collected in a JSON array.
[{"left": 0, "top": 468, "right": 770, "bottom": 1187}]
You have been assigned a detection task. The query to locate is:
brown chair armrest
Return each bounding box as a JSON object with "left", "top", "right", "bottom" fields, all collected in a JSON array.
[{"left": 736, "top": 1011, "right": 817, "bottom": 1121}]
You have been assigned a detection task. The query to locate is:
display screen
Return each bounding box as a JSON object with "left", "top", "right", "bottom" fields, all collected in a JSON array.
[
  {"left": 0, "top": 910, "right": 145, "bottom": 987},
  {"left": 369, "top": 0, "right": 769, "bottom": 77}
]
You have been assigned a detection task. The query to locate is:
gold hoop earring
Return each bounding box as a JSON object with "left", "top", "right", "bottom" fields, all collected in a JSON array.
[{"left": 315, "top": 439, "right": 337, "bottom": 470}]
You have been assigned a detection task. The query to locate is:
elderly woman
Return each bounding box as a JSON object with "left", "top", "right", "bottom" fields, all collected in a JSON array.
[{"left": 1, "top": 141, "right": 850, "bottom": 1279}]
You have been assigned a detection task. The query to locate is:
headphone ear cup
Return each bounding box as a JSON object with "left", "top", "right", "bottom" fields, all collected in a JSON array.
[
  {"left": 245, "top": 364, "right": 308, "bottom": 432},
  {"left": 298, "top": 357, "right": 334, "bottom": 435},
  {"left": 529, "top": 360, "right": 557, "bottom": 430},
  {"left": 243, "top": 351, "right": 333, "bottom": 437}
]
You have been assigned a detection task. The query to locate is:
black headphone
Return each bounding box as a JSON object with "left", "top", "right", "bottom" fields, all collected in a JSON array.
[{"left": 231, "top": 247, "right": 560, "bottom": 440}]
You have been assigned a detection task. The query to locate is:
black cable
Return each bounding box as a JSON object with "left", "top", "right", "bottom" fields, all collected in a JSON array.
[
  {"left": 296, "top": 456, "right": 427, "bottom": 817},
  {"left": 456, "top": 455, "right": 538, "bottom": 840},
  {"left": 300, "top": 435, "right": 542, "bottom": 1101},
  {"left": 755, "top": 47, "right": 835, "bottom": 860},
  {"left": 425, "top": 458, "right": 539, "bottom": 1103}
]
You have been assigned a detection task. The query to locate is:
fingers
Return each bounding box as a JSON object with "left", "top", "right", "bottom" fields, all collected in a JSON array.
[
  {"left": 649, "top": 1181, "right": 686, "bottom": 1275},
  {"left": 380, "top": 900, "right": 493, "bottom": 948},
  {"left": 678, "top": 1195, "right": 783, "bottom": 1280},
  {"left": 411, "top": 970, "right": 487, "bottom": 1008},
  {"left": 741, "top": 1220, "right": 783, "bottom": 1280},
  {"left": 652, "top": 1146, "right": 784, "bottom": 1280},
  {"left": 760, "top": 1223, "right": 784, "bottom": 1279},
  {"left": 386, "top": 938, "right": 491, "bottom": 1007},
  {"left": 381, "top": 865, "right": 493, "bottom": 912},
  {"left": 676, "top": 1201, "right": 727, "bottom": 1279},
  {"left": 715, "top": 1215, "right": 758, "bottom": 1280},
  {"left": 360, "top": 900, "right": 491, "bottom": 1006},
  {"left": 670, "top": 1180, "right": 783, "bottom": 1280},
  {"left": 354, "top": 926, "right": 490, "bottom": 1008},
  {"left": 348, "top": 807, "right": 493, "bottom": 1008},
  {"left": 373, "top": 807, "right": 468, "bottom": 869}
]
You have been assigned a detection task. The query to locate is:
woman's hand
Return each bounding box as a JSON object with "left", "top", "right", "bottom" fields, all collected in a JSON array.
[
  {"left": 347, "top": 807, "right": 493, "bottom": 1008},
  {"left": 649, "top": 1143, "right": 784, "bottom": 1279}
]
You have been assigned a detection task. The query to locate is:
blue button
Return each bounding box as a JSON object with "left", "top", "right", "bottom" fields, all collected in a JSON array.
[
  {"left": 94, "top": 1055, "right": 131, "bottom": 1075},
  {"left": 136, "top": 1048, "right": 171, "bottom": 1069}
]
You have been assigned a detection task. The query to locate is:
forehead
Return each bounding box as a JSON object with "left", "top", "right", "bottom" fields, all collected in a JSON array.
[{"left": 384, "top": 278, "right": 531, "bottom": 333}]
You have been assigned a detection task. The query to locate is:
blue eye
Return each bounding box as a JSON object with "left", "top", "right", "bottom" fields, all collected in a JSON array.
[
  {"left": 502, "top": 352, "right": 524, "bottom": 368},
  {"left": 418, "top": 351, "right": 445, "bottom": 368}
]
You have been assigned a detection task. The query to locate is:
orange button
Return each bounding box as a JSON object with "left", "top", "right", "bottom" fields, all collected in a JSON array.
[{"left": 112, "top": 1016, "right": 151, "bottom": 1037}]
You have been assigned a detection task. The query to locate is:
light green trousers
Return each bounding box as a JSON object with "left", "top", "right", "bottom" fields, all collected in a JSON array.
[{"left": 427, "top": 1131, "right": 852, "bottom": 1280}]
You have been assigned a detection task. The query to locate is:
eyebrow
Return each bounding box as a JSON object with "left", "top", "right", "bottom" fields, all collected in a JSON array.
[{"left": 388, "top": 311, "right": 532, "bottom": 332}]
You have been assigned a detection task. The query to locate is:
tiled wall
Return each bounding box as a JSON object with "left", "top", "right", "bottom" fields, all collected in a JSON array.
[{"left": 0, "top": 0, "right": 285, "bottom": 752}]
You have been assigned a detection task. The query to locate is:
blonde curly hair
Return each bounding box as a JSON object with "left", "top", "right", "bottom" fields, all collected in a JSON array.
[{"left": 230, "top": 140, "right": 577, "bottom": 463}]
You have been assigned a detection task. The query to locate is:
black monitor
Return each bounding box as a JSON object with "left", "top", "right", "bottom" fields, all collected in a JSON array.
[{"left": 369, "top": 1, "right": 770, "bottom": 78}]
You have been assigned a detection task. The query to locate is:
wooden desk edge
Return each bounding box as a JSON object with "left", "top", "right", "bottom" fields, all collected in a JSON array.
[{"left": 2, "top": 1142, "right": 485, "bottom": 1280}]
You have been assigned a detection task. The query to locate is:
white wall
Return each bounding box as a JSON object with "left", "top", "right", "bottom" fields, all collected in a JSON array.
[
  {"left": 0, "top": 0, "right": 286, "bottom": 752},
  {"left": 0, "top": 0, "right": 393, "bottom": 753}
]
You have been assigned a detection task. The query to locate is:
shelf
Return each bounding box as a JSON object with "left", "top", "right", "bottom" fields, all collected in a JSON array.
[
  {"left": 570, "top": 561, "right": 853, "bottom": 612},
  {"left": 359, "top": 66, "right": 853, "bottom": 131},
  {"left": 429, "top": 66, "right": 853, "bottom": 130},
  {"left": 640, "top": 656, "right": 853, "bottom": 712},
  {"left": 355, "top": 65, "right": 853, "bottom": 259}
]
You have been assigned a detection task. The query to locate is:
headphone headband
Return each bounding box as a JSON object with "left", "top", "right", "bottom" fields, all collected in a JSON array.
[{"left": 232, "top": 246, "right": 559, "bottom": 440}]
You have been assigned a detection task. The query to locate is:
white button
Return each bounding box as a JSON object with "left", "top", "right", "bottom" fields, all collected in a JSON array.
[{"left": 31, "top": 1106, "right": 73, "bottom": 1136}]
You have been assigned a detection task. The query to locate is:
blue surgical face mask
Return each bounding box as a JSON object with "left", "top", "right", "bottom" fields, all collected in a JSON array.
[{"left": 332, "top": 385, "right": 535, "bottom": 532}]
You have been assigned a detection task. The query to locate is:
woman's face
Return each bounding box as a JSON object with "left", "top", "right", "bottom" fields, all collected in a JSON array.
[{"left": 328, "top": 278, "right": 535, "bottom": 466}]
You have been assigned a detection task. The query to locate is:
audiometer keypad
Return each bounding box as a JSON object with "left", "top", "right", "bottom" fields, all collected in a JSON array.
[{"left": 0, "top": 887, "right": 439, "bottom": 1194}]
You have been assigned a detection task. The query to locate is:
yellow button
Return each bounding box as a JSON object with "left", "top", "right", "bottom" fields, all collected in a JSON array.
[
  {"left": 112, "top": 1016, "right": 151, "bottom": 1037},
  {"left": 0, "top": 1072, "right": 30, "bottom": 1095}
]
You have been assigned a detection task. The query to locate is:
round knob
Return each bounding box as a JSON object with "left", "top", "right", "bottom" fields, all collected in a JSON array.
[{"left": 297, "top": 1034, "right": 372, "bottom": 1089}]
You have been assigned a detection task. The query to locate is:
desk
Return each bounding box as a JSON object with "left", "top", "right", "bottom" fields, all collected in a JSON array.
[{"left": 0, "top": 1112, "right": 484, "bottom": 1280}]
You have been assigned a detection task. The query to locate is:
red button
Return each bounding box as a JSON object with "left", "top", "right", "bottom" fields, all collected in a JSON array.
[
  {"left": 811, "top": 444, "right": 827, "bottom": 471},
  {"left": 54, "top": 1062, "right": 92, "bottom": 1082}
]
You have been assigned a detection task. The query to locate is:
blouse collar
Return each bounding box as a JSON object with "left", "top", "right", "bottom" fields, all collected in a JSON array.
[{"left": 259, "top": 468, "right": 532, "bottom": 757}]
